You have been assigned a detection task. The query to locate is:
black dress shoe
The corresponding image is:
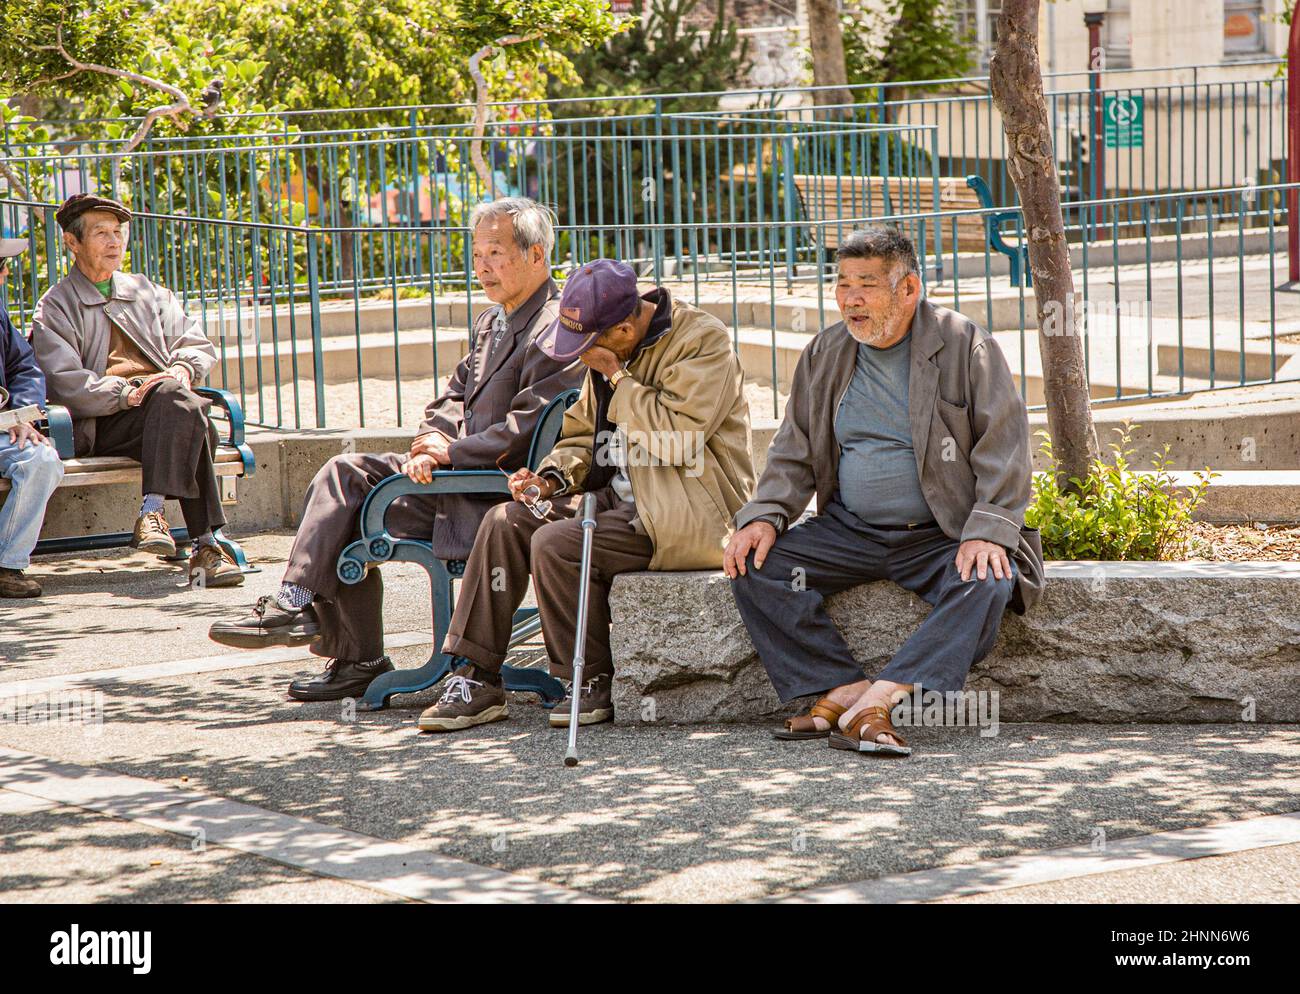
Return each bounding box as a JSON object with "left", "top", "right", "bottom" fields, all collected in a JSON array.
[
  {"left": 287, "top": 656, "right": 394, "bottom": 702},
  {"left": 209, "top": 596, "right": 319, "bottom": 649}
]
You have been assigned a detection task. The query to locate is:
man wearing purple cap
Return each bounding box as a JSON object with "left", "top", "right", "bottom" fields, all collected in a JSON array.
[
  {"left": 31, "top": 194, "right": 242, "bottom": 588},
  {"left": 416, "top": 258, "right": 754, "bottom": 732}
]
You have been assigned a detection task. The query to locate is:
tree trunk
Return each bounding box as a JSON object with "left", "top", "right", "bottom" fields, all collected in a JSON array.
[
  {"left": 989, "top": 0, "right": 1098, "bottom": 487},
  {"left": 805, "top": 0, "right": 852, "bottom": 111}
]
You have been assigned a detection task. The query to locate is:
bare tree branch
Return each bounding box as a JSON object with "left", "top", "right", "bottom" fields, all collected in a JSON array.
[
  {"left": 0, "top": 160, "right": 43, "bottom": 220},
  {"left": 34, "top": 19, "right": 201, "bottom": 194},
  {"left": 468, "top": 32, "right": 543, "bottom": 190}
]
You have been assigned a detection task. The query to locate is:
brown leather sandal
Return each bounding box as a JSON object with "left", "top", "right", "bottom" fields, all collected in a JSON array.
[
  {"left": 828, "top": 705, "right": 912, "bottom": 757},
  {"left": 773, "top": 697, "right": 847, "bottom": 740}
]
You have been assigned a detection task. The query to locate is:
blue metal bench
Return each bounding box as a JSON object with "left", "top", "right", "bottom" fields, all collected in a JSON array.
[
  {"left": 24, "top": 388, "right": 258, "bottom": 571},
  {"left": 336, "top": 388, "right": 580, "bottom": 712},
  {"left": 965, "top": 174, "right": 1032, "bottom": 288}
]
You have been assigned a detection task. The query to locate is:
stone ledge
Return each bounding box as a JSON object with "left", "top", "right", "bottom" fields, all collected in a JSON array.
[{"left": 608, "top": 562, "right": 1300, "bottom": 725}]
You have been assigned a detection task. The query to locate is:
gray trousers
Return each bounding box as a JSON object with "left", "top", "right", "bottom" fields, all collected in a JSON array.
[
  {"left": 285, "top": 452, "right": 443, "bottom": 662},
  {"left": 730, "top": 500, "right": 1015, "bottom": 699}
]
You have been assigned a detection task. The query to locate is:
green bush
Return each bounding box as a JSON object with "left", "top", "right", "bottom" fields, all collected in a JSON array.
[{"left": 1026, "top": 423, "right": 1216, "bottom": 561}]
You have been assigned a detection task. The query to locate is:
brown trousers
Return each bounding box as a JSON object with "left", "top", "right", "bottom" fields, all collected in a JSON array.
[
  {"left": 92, "top": 378, "right": 226, "bottom": 536},
  {"left": 444, "top": 487, "right": 654, "bottom": 679}
]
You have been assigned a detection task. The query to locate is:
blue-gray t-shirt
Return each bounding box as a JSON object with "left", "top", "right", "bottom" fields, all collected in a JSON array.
[{"left": 834, "top": 331, "right": 934, "bottom": 527}]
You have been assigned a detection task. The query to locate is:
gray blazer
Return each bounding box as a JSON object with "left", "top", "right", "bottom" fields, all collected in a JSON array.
[
  {"left": 413, "top": 276, "right": 585, "bottom": 560},
  {"left": 736, "top": 297, "right": 1045, "bottom": 613},
  {"left": 31, "top": 267, "right": 217, "bottom": 455}
]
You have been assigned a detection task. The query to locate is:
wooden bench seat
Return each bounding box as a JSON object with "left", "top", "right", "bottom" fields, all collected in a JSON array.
[{"left": 0, "top": 446, "right": 247, "bottom": 492}]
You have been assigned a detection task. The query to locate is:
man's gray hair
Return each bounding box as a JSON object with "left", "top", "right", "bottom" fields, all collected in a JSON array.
[
  {"left": 63, "top": 214, "right": 88, "bottom": 241},
  {"left": 468, "top": 197, "right": 556, "bottom": 258},
  {"left": 836, "top": 226, "right": 919, "bottom": 282}
]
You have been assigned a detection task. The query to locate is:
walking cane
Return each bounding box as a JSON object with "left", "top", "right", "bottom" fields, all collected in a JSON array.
[{"left": 563, "top": 492, "right": 599, "bottom": 768}]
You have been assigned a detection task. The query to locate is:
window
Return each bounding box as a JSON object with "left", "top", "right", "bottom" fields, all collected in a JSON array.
[
  {"left": 955, "top": 0, "right": 1002, "bottom": 69},
  {"left": 1104, "top": 1, "right": 1132, "bottom": 69},
  {"left": 1223, "top": 1, "right": 1265, "bottom": 56}
]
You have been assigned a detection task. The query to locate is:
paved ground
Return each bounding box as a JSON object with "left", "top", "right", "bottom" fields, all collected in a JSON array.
[{"left": 3, "top": 535, "right": 1298, "bottom": 903}]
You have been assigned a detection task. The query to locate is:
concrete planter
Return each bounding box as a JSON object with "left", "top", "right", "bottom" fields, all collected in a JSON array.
[{"left": 608, "top": 561, "right": 1300, "bottom": 725}]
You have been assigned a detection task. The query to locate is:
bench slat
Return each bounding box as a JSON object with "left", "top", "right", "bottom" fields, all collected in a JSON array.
[{"left": 0, "top": 446, "right": 246, "bottom": 493}]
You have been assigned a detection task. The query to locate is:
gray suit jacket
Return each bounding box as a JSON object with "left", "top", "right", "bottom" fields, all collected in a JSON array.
[
  {"left": 735, "top": 298, "right": 1044, "bottom": 613},
  {"left": 417, "top": 277, "right": 585, "bottom": 560}
]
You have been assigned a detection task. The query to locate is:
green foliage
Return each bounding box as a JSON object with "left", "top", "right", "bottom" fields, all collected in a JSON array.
[
  {"left": 841, "top": 0, "right": 973, "bottom": 94},
  {"left": 550, "top": 0, "right": 752, "bottom": 114},
  {"left": 1026, "top": 423, "right": 1216, "bottom": 561},
  {"left": 0, "top": 0, "right": 150, "bottom": 99},
  {"left": 0, "top": 0, "right": 271, "bottom": 134}
]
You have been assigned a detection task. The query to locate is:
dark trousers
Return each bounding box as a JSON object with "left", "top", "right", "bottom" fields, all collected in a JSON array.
[
  {"left": 731, "top": 500, "right": 1016, "bottom": 699},
  {"left": 444, "top": 487, "right": 654, "bottom": 679},
  {"left": 283, "top": 451, "right": 444, "bottom": 662},
  {"left": 93, "top": 379, "right": 226, "bottom": 536}
]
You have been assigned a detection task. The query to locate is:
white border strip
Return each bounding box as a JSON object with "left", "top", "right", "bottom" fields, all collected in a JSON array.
[
  {"left": 0, "top": 630, "right": 433, "bottom": 701},
  {"left": 782, "top": 810, "right": 1300, "bottom": 903},
  {"left": 0, "top": 747, "right": 599, "bottom": 905}
]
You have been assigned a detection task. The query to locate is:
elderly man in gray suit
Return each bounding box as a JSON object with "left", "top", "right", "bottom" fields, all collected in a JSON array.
[
  {"left": 209, "top": 197, "right": 584, "bottom": 702},
  {"left": 725, "top": 227, "right": 1043, "bottom": 758}
]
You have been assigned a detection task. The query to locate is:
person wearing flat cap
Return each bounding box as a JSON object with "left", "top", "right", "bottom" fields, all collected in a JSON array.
[
  {"left": 0, "top": 225, "right": 64, "bottom": 598},
  {"left": 30, "top": 193, "right": 242, "bottom": 588},
  {"left": 415, "top": 258, "right": 755, "bottom": 734}
]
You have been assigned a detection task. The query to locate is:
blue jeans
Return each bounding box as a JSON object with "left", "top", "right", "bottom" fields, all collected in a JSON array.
[{"left": 0, "top": 434, "right": 64, "bottom": 569}]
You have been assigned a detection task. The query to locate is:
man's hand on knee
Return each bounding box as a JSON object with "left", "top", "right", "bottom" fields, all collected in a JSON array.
[
  {"left": 955, "top": 539, "right": 1011, "bottom": 582},
  {"left": 724, "top": 521, "right": 777, "bottom": 579}
]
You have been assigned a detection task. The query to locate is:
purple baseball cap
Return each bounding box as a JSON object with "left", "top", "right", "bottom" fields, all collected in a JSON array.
[{"left": 536, "top": 259, "right": 641, "bottom": 361}]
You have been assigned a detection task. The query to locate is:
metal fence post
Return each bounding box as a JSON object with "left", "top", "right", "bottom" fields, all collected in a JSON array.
[{"left": 305, "top": 230, "right": 326, "bottom": 428}]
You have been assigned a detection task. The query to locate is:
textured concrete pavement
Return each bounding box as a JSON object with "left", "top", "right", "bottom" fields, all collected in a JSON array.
[{"left": 2, "top": 540, "right": 1298, "bottom": 903}]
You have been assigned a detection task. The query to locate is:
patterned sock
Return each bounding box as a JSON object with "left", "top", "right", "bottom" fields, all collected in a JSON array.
[
  {"left": 276, "top": 581, "right": 314, "bottom": 613},
  {"left": 191, "top": 531, "right": 217, "bottom": 553},
  {"left": 140, "top": 493, "right": 165, "bottom": 516}
]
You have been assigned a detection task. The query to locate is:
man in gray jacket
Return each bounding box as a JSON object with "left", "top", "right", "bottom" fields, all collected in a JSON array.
[
  {"left": 32, "top": 194, "right": 241, "bottom": 587},
  {"left": 724, "top": 227, "right": 1043, "bottom": 757},
  {"left": 208, "top": 198, "right": 585, "bottom": 703}
]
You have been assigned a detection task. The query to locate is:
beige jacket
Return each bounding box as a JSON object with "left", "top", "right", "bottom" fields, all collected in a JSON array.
[
  {"left": 736, "top": 298, "right": 1045, "bottom": 613},
  {"left": 540, "top": 297, "right": 755, "bottom": 571},
  {"left": 31, "top": 268, "right": 217, "bottom": 455}
]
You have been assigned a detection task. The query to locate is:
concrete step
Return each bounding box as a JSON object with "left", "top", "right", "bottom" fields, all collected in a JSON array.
[
  {"left": 1157, "top": 341, "right": 1300, "bottom": 382},
  {"left": 214, "top": 327, "right": 471, "bottom": 388}
]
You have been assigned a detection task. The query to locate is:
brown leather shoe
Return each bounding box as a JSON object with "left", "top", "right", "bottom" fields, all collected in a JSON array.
[
  {"left": 189, "top": 543, "right": 245, "bottom": 588},
  {"left": 130, "top": 511, "right": 176, "bottom": 557},
  {"left": 0, "top": 567, "right": 41, "bottom": 598},
  {"left": 417, "top": 664, "right": 508, "bottom": 732},
  {"left": 549, "top": 672, "right": 614, "bottom": 727}
]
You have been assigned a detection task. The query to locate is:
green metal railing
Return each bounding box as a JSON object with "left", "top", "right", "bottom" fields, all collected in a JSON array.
[
  {"left": 3, "top": 181, "right": 1292, "bottom": 433},
  {"left": 4, "top": 115, "right": 941, "bottom": 297},
  {"left": 5, "top": 61, "right": 1284, "bottom": 228}
]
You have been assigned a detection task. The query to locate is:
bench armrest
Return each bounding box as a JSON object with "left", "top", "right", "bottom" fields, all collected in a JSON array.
[
  {"left": 40, "top": 405, "right": 75, "bottom": 460},
  {"left": 358, "top": 470, "right": 510, "bottom": 542},
  {"left": 195, "top": 386, "right": 246, "bottom": 448}
]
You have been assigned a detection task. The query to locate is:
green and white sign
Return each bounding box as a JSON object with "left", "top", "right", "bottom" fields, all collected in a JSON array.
[{"left": 1103, "top": 94, "right": 1144, "bottom": 149}]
